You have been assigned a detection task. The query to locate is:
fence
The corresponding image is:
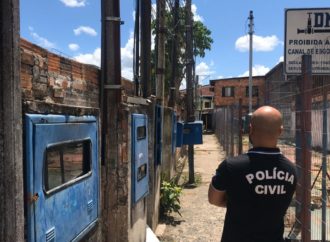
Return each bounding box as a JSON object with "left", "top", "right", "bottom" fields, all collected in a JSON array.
[
  {"left": 213, "top": 101, "right": 243, "bottom": 157},
  {"left": 214, "top": 54, "right": 330, "bottom": 242}
]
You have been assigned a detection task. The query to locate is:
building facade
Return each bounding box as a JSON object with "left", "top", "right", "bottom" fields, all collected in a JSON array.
[{"left": 210, "top": 76, "right": 265, "bottom": 110}]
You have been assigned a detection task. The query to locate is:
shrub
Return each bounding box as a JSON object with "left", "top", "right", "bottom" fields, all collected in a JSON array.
[{"left": 160, "top": 179, "right": 182, "bottom": 216}]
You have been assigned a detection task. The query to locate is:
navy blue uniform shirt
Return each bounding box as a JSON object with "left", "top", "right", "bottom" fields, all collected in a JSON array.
[{"left": 212, "top": 147, "right": 297, "bottom": 242}]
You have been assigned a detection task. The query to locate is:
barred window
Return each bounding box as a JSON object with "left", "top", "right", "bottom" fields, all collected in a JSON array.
[
  {"left": 245, "top": 86, "right": 259, "bottom": 97},
  {"left": 222, "top": 86, "right": 235, "bottom": 97}
]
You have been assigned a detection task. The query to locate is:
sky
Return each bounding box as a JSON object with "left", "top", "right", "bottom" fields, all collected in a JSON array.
[{"left": 20, "top": 0, "right": 328, "bottom": 87}]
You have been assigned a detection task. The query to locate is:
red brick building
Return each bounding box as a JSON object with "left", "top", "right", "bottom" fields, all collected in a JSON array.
[{"left": 210, "top": 76, "right": 265, "bottom": 109}]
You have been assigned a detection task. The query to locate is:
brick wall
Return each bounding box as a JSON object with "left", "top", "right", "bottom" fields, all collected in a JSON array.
[
  {"left": 212, "top": 76, "right": 265, "bottom": 108},
  {"left": 21, "top": 38, "right": 100, "bottom": 108}
]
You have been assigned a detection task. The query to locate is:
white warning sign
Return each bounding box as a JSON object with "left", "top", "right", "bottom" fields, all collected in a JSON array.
[{"left": 285, "top": 8, "right": 330, "bottom": 75}]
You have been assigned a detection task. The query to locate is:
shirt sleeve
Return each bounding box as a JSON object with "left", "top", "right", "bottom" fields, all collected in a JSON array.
[{"left": 211, "top": 160, "right": 228, "bottom": 191}]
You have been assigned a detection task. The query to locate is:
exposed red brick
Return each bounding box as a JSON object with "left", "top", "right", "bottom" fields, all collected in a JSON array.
[
  {"left": 21, "top": 63, "right": 33, "bottom": 75},
  {"left": 21, "top": 51, "right": 34, "bottom": 66},
  {"left": 61, "top": 80, "right": 69, "bottom": 89},
  {"left": 72, "top": 61, "right": 83, "bottom": 80},
  {"left": 72, "top": 81, "right": 86, "bottom": 92},
  {"left": 21, "top": 38, "right": 48, "bottom": 58},
  {"left": 21, "top": 73, "right": 32, "bottom": 89},
  {"left": 20, "top": 38, "right": 100, "bottom": 108},
  {"left": 48, "top": 53, "right": 60, "bottom": 73},
  {"left": 60, "top": 57, "right": 72, "bottom": 77}
]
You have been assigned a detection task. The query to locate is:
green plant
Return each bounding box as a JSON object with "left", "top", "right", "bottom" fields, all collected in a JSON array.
[{"left": 160, "top": 179, "right": 182, "bottom": 216}]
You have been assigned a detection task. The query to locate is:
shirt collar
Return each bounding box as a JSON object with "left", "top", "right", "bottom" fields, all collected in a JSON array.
[{"left": 248, "top": 147, "right": 281, "bottom": 155}]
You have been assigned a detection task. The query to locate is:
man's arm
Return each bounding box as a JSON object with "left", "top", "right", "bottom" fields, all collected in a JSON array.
[{"left": 208, "top": 183, "right": 227, "bottom": 207}]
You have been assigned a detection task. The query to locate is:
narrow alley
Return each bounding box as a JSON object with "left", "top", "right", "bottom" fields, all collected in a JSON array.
[{"left": 157, "top": 134, "right": 227, "bottom": 242}]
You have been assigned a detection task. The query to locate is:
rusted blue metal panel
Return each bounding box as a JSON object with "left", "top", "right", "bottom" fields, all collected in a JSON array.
[
  {"left": 25, "top": 114, "right": 99, "bottom": 242},
  {"left": 131, "top": 113, "right": 149, "bottom": 203}
]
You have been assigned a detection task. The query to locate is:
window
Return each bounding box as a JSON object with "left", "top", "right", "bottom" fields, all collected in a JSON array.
[
  {"left": 137, "top": 126, "right": 146, "bottom": 140},
  {"left": 204, "top": 101, "right": 211, "bottom": 109},
  {"left": 222, "top": 86, "right": 235, "bottom": 97},
  {"left": 245, "top": 86, "right": 259, "bottom": 97},
  {"left": 137, "top": 164, "right": 147, "bottom": 181},
  {"left": 209, "top": 87, "right": 214, "bottom": 92},
  {"left": 45, "top": 140, "right": 92, "bottom": 192}
]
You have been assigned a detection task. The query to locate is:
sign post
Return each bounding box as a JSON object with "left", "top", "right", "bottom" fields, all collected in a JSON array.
[{"left": 285, "top": 8, "right": 330, "bottom": 75}]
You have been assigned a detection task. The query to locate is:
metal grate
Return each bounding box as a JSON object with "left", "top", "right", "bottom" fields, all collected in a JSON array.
[
  {"left": 87, "top": 200, "right": 93, "bottom": 214},
  {"left": 45, "top": 227, "right": 55, "bottom": 242}
]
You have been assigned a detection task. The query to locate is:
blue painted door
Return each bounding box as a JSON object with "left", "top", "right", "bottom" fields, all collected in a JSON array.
[
  {"left": 25, "top": 115, "right": 99, "bottom": 242},
  {"left": 132, "top": 114, "right": 149, "bottom": 203}
]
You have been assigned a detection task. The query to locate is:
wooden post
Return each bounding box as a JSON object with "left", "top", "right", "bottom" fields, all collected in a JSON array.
[{"left": 0, "top": 0, "right": 24, "bottom": 241}]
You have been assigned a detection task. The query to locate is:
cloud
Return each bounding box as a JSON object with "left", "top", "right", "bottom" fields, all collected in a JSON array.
[
  {"left": 121, "top": 32, "right": 134, "bottom": 80},
  {"left": 68, "top": 43, "right": 80, "bottom": 51},
  {"left": 72, "top": 32, "right": 134, "bottom": 79},
  {"left": 180, "top": 79, "right": 187, "bottom": 90},
  {"left": 60, "top": 0, "right": 86, "bottom": 7},
  {"left": 240, "top": 64, "right": 270, "bottom": 77},
  {"left": 28, "top": 26, "right": 56, "bottom": 49},
  {"left": 278, "top": 56, "right": 284, "bottom": 63},
  {"left": 151, "top": 3, "right": 157, "bottom": 20},
  {"left": 181, "top": 61, "right": 215, "bottom": 89},
  {"left": 74, "top": 26, "right": 97, "bottom": 36},
  {"left": 132, "top": 11, "right": 136, "bottom": 21},
  {"left": 192, "top": 4, "right": 204, "bottom": 22},
  {"left": 74, "top": 48, "right": 101, "bottom": 66},
  {"left": 196, "top": 62, "right": 215, "bottom": 76},
  {"left": 235, "top": 34, "right": 282, "bottom": 52}
]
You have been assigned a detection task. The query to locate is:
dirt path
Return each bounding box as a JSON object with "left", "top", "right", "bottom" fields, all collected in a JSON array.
[{"left": 158, "top": 134, "right": 227, "bottom": 242}]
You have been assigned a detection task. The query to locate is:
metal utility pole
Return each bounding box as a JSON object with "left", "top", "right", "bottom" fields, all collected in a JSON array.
[
  {"left": 169, "top": 0, "right": 180, "bottom": 107},
  {"left": 185, "top": 0, "right": 195, "bottom": 184},
  {"left": 248, "top": 10, "right": 254, "bottom": 114},
  {"left": 141, "top": 0, "right": 152, "bottom": 98},
  {"left": 0, "top": 0, "right": 24, "bottom": 241},
  {"left": 101, "top": 0, "right": 122, "bottom": 240}
]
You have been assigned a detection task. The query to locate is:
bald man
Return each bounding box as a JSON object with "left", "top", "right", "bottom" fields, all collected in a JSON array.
[{"left": 208, "top": 106, "right": 297, "bottom": 242}]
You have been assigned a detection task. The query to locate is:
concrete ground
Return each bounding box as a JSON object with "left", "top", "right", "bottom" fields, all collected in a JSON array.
[{"left": 157, "top": 134, "right": 227, "bottom": 242}]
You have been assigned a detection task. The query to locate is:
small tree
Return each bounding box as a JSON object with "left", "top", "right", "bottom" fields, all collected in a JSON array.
[{"left": 152, "top": 4, "right": 213, "bottom": 105}]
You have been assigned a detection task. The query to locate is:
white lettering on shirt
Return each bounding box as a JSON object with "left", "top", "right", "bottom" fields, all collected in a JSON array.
[
  {"left": 254, "top": 185, "right": 287, "bottom": 195},
  {"left": 246, "top": 168, "right": 295, "bottom": 195}
]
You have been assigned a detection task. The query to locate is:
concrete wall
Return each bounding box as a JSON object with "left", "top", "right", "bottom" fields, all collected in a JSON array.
[
  {"left": 19, "top": 41, "right": 147, "bottom": 242},
  {"left": 20, "top": 39, "right": 180, "bottom": 241},
  {"left": 21, "top": 39, "right": 102, "bottom": 242},
  {"left": 161, "top": 107, "right": 176, "bottom": 180}
]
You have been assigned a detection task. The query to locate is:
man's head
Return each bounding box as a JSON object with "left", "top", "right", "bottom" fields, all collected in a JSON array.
[{"left": 249, "top": 106, "right": 283, "bottom": 148}]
